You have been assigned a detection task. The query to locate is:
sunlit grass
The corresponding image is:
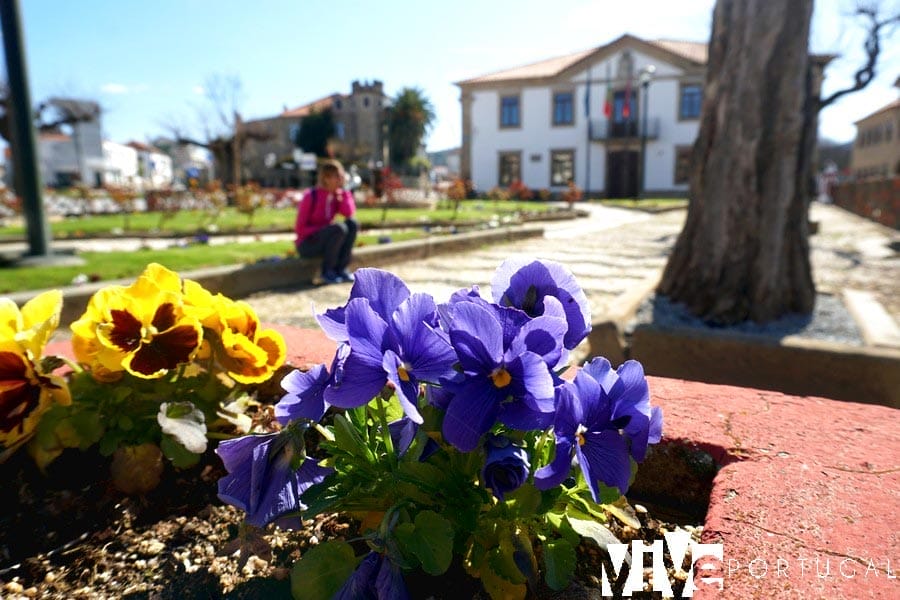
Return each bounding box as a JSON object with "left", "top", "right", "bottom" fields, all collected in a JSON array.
[
  {"left": 0, "top": 232, "right": 423, "bottom": 294},
  {"left": 597, "top": 198, "right": 688, "bottom": 210},
  {"left": 0, "top": 200, "right": 553, "bottom": 238}
]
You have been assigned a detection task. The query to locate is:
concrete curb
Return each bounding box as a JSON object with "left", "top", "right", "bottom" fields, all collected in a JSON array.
[
  {"left": 630, "top": 324, "right": 900, "bottom": 408},
  {"left": 587, "top": 270, "right": 662, "bottom": 366},
  {"left": 6, "top": 224, "right": 545, "bottom": 328},
  {"left": 586, "top": 274, "right": 900, "bottom": 408}
]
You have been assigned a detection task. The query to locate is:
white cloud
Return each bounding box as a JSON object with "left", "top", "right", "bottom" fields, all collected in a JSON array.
[
  {"left": 101, "top": 83, "right": 129, "bottom": 94},
  {"left": 192, "top": 85, "right": 206, "bottom": 95},
  {"left": 100, "top": 82, "right": 150, "bottom": 95}
]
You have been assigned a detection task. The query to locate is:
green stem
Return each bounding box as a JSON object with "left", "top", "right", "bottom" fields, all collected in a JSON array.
[{"left": 375, "top": 395, "right": 396, "bottom": 469}]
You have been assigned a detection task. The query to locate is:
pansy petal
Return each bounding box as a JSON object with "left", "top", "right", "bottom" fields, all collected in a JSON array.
[
  {"left": 383, "top": 349, "right": 423, "bottom": 424},
  {"left": 276, "top": 365, "right": 330, "bottom": 425},
  {"left": 324, "top": 351, "right": 387, "bottom": 409},
  {"left": 446, "top": 302, "right": 503, "bottom": 373},
  {"left": 577, "top": 430, "right": 632, "bottom": 499},
  {"left": 442, "top": 381, "right": 501, "bottom": 452},
  {"left": 123, "top": 322, "right": 200, "bottom": 378},
  {"left": 346, "top": 298, "right": 391, "bottom": 366},
  {"left": 348, "top": 268, "right": 411, "bottom": 322},
  {"left": 534, "top": 437, "right": 575, "bottom": 490},
  {"left": 314, "top": 304, "right": 348, "bottom": 342}
]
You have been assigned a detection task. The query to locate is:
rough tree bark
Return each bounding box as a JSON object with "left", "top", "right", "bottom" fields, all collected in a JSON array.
[{"left": 657, "top": 0, "right": 815, "bottom": 324}]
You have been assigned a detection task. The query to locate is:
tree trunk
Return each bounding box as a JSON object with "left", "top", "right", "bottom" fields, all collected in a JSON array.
[{"left": 657, "top": 0, "right": 816, "bottom": 324}]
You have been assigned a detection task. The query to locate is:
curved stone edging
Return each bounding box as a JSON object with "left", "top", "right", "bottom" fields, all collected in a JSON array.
[{"left": 6, "top": 224, "right": 545, "bottom": 328}]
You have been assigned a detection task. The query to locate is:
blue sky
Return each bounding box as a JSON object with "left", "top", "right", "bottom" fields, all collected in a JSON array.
[{"left": 13, "top": 0, "right": 900, "bottom": 152}]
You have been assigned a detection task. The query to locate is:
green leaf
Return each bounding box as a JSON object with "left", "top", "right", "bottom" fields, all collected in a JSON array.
[
  {"left": 565, "top": 511, "right": 623, "bottom": 554},
  {"left": 160, "top": 435, "right": 201, "bottom": 468},
  {"left": 505, "top": 484, "right": 540, "bottom": 517},
  {"left": 487, "top": 534, "right": 527, "bottom": 585},
  {"left": 542, "top": 539, "right": 576, "bottom": 591},
  {"left": 157, "top": 402, "right": 207, "bottom": 454},
  {"left": 604, "top": 498, "right": 641, "bottom": 530},
  {"left": 408, "top": 511, "right": 453, "bottom": 575},
  {"left": 479, "top": 562, "right": 527, "bottom": 600},
  {"left": 333, "top": 414, "right": 374, "bottom": 462},
  {"left": 290, "top": 541, "right": 358, "bottom": 600}
]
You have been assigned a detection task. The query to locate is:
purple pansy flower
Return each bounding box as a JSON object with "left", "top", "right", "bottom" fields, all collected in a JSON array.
[
  {"left": 275, "top": 364, "right": 330, "bottom": 425},
  {"left": 534, "top": 358, "right": 662, "bottom": 500},
  {"left": 216, "top": 427, "right": 332, "bottom": 528},
  {"left": 324, "top": 293, "right": 456, "bottom": 424},
  {"left": 491, "top": 257, "right": 591, "bottom": 351},
  {"left": 315, "top": 269, "right": 412, "bottom": 342},
  {"left": 439, "top": 301, "right": 567, "bottom": 451},
  {"left": 482, "top": 435, "right": 530, "bottom": 500},
  {"left": 334, "top": 551, "right": 410, "bottom": 600}
]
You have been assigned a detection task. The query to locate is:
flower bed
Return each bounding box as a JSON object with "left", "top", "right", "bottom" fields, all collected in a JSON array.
[{"left": 1, "top": 258, "right": 681, "bottom": 599}]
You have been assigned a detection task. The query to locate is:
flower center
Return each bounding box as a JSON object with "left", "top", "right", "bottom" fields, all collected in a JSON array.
[
  {"left": 141, "top": 324, "right": 159, "bottom": 343},
  {"left": 490, "top": 367, "right": 512, "bottom": 388},
  {"left": 398, "top": 365, "right": 411, "bottom": 382},
  {"left": 575, "top": 424, "right": 588, "bottom": 446}
]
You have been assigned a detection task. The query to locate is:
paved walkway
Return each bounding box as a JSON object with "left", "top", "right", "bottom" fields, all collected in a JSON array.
[{"left": 243, "top": 202, "right": 900, "bottom": 335}]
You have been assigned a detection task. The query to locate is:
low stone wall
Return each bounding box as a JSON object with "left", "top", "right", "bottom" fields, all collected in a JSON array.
[{"left": 830, "top": 176, "right": 900, "bottom": 229}]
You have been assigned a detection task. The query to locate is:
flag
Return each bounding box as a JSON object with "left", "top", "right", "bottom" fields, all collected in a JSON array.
[{"left": 603, "top": 63, "right": 613, "bottom": 118}]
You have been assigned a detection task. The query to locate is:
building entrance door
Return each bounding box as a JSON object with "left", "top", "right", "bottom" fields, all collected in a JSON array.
[{"left": 606, "top": 150, "right": 639, "bottom": 198}]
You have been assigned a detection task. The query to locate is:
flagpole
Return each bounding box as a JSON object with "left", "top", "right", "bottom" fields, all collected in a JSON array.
[{"left": 585, "top": 65, "right": 592, "bottom": 196}]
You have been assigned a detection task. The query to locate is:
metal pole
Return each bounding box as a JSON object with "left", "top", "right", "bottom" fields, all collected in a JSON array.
[
  {"left": 1, "top": 0, "right": 50, "bottom": 257},
  {"left": 640, "top": 80, "right": 649, "bottom": 199}
]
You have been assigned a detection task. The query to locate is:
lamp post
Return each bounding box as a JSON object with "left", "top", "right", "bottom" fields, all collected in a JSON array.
[{"left": 638, "top": 65, "right": 655, "bottom": 199}]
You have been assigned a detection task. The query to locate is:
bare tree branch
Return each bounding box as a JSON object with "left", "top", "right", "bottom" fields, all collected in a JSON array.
[{"left": 818, "top": 4, "right": 900, "bottom": 110}]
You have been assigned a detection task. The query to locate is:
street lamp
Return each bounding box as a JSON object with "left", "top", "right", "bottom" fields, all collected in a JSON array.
[{"left": 638, "top": 65, "right": 655, "bottom": 199}]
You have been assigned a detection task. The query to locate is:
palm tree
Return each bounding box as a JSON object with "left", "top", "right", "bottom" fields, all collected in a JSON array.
[{"left": 386, "top": 87, "right": 435, "bottom": 171}]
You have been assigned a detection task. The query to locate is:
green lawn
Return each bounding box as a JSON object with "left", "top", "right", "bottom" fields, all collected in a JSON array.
[
  {"left": 0, "top": 200, "right": 552, "bottom": 239},
  {"left": 0, "top": 232, "right": 423, "bottom": 295}
]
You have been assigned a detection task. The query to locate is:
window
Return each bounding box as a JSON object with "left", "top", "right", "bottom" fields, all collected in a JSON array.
[
  {"left": 550, "top": 150, "right": 575, "bottom": 186},
  {"left": 674, "top": 146, "right": 692, "bottom": 184},
  {"left": 500, "top": 95, "right": 520, "bottom": 128},
  {"left": 498, "top": 152, "right": 521, "bottom": 186},
  {"left": 364, "top": 96, "right": 370, "bottom": 108},
  {"left": 553, "top": 92, "right": 574, "bottom": 125},
  {"left": 679, "top": 84, "right": 702, "bottom": 120},
  {"left": 334, "top": 99, "right": 342, "bottom": 110},
  {"left": 335, "top": 122, "right": 345, "bottom": 140}
]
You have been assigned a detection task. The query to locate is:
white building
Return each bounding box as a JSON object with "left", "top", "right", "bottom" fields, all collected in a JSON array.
[
  {"left": 457, "top": 34, "right": 706, "bottom": 198},
  {"left": 101, "top": 141, "right": 139, "bottom": 186},
  {"left": 127, "top": 141, "right": 174, "bottom": 189}
]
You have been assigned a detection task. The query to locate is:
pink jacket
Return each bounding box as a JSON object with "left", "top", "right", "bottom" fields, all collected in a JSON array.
[{"left": 294, "top": 186, "right": 356, "bottom": 244}]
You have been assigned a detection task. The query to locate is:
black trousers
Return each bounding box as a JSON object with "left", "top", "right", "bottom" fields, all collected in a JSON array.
[{"left": 296, "top": 219, "right": 358, "bottom": 275}]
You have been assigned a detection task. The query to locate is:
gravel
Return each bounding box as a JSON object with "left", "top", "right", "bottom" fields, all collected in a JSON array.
[{"left": 631, "top": 292, "right": 864, "bottom": 346}]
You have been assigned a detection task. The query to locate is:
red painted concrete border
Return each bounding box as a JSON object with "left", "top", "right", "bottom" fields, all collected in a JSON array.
[{"left": 44, "top": 325, "right": 899, "bottom": 598}]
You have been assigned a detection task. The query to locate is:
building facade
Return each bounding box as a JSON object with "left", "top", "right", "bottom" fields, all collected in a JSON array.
[
  {"left": 457, "top": 35, "right": 706, "bottom": 197},
  {"left": 850, "top": 85, "right": 900, "bottom": 179},
  {"left": 127, "top": 141, "right": 175, "bottom": 189},
  {"left": 242, "top": 80, "right": 389, "bottom": 187}
]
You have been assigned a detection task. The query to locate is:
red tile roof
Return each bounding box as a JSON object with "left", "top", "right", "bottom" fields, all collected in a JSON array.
[
  {"left": 280, "top": 95, "right": 335, "bottom": 118},
  {"left": 456, "top": 36, "right": 707, "bottom": 85}
]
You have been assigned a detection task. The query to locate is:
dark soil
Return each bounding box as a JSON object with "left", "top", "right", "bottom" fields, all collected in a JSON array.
[{"left": 0, "top": 412, "right": 705, "bottom": 600}]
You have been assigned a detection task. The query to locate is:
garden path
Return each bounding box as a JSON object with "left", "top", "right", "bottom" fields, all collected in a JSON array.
[{"left": 244, "top": 202, "right": 900, "bottom": 336}]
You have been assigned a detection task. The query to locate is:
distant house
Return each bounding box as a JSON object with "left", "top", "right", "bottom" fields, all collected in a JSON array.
[
  {"left": 126, "top": 141, "right": 174, "bottom": 189},
  {"left": 428, "top": 147, "right": 461, "bottom": 181},
  {"left": 151, "top": 137, "right": 214, "bottom": 185},
  {"left": 850, "top": 77, "right": 900, "bottom": 180},
  {"left": 457, "top": 33, "right": 831, "bottom": 198},
  {"left": 34, "top": 98, "right": 104, "bottom": 187},
  {"left": 242, "top": 80, "right": 390, "bottom": 187},
  {"left": 101, "top": 141, "right": 138, "bottom": 186}
]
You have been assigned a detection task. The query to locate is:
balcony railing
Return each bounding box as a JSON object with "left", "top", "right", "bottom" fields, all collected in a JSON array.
[{"left": 589, "top": 117, "right": 660, "bottom": 141}]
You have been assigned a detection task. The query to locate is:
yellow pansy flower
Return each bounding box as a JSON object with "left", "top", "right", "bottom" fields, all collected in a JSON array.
[
  {"left": 71, "top": 264, "right": 202, "bottom": 379},
  {"left": 207, "top": 298, "right": 286, "bottom": 384},
  {"left": 0, "top": 290, "right": 62, "bottom": 358},
  {"left": 0, "top": 340, "right": 71, "bottom": 450}
]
